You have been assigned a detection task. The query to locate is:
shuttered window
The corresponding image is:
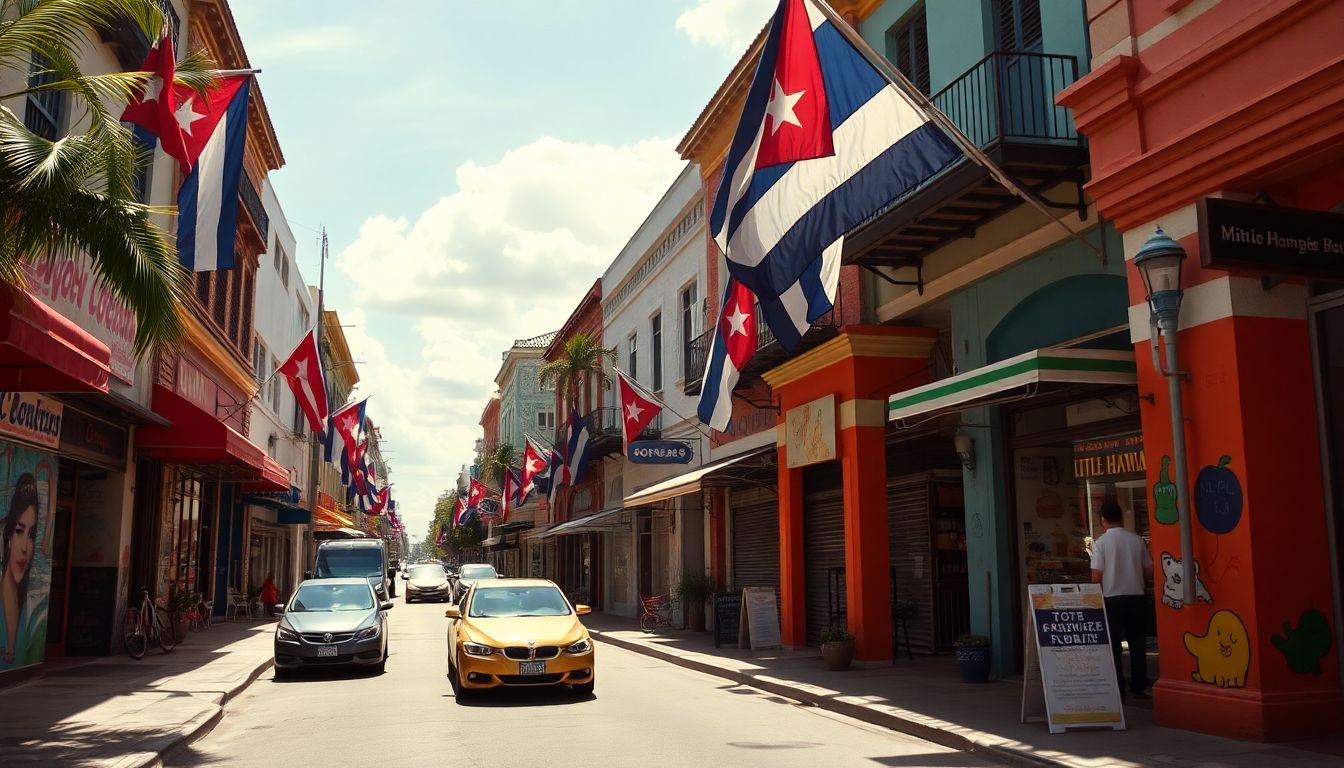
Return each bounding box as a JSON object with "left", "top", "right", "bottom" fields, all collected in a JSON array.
[
  {"left": 886, "top": 6, "right": 931, "bottom": 95},
  {"left": 995, "top": 0, "right": 1044, "bottom": 51}
]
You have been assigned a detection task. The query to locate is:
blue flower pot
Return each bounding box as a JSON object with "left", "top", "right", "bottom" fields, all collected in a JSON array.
[{"left": 955, "top": 646, "right": 991, "bottom": 684}]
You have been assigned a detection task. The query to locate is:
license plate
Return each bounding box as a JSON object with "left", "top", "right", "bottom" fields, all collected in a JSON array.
[
  {"left": 519, "top": 660, "right": 546, "bottom": 675},
  {"left": 317, "top": 645, "right": 338, "bottom": 658}
]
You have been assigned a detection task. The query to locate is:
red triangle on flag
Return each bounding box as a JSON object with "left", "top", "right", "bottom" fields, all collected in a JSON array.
[
  {"left": 278, "top": 328, "right": 329, "bottom": 433},
  {"left": 617, "top": 371, "right": 664, "bottom": 452}
]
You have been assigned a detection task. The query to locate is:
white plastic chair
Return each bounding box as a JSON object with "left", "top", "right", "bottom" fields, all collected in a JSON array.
[{"left": 225, "top": 589, "right": 252, "bottom": 621}]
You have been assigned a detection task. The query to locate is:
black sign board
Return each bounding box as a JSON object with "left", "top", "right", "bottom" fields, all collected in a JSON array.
[
  {"left": 66, "top": 566, "right": 117, "bottom": 656},
  {"left": 59, "top": 406, "right": 127, "bottom": 471},
  {"left": 712, "top": 591, "right": 742, "bottom": 648},
  {"left": 1198, "top": 197, "right": 1344, "bottom": 278},
  {"left": 627, "top": 440, "right": 695, "bottom": 465}
]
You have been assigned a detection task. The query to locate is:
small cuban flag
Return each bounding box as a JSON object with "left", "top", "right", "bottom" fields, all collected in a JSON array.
[{"left": 175, "top": 75, "right": 251, "bottom": 272}]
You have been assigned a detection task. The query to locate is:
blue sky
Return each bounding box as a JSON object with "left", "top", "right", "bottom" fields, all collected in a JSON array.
[{"left": 230, "top": 0, "right": 775, "bottom": 541}]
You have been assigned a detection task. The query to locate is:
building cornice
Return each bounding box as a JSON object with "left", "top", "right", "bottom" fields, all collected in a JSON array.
[
  {"left": 762, "top": 327, "right": 938, "bottom": 390},
  {"left": 179, "top": 306, "right": 258, "bottom": 397}
]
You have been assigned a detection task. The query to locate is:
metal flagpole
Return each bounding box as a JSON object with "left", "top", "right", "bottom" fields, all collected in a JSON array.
[
  {"left": 808, "top": 0, "right": 1102, "bottom": 259},
  {"left": 306, "top": 228, "right": 328, "bottom": 535}
]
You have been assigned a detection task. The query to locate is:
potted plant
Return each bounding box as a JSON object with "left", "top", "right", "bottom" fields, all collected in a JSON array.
[
  {"left": 167, "top": 585, "right": 199, "bottom": 644},
  {"left": 954, "top": 633, "right": 992, "bottom": 683},
  {"left": 672, "top": 571, "right": 714, "bottom": 632},
  {"left": 819, "top": 626, "right": 855, "bottom": 670}
]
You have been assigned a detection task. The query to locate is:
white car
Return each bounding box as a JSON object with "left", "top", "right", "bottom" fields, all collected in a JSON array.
[
  {"left": 453, "top": 563, "right": 498, "bottom": 603},
  {"left": 405, "top": 563, "right": 452, "bottom": 603}
]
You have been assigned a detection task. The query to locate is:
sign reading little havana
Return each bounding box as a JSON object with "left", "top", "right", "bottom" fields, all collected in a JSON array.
[{"left": 25, "top": 253, "right": 138, "bottom": 384}]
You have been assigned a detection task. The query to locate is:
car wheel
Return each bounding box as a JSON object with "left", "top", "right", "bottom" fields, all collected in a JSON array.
[
  {"left": 273, "top": 665, "right": 289, "bottom": 681},
  {"left": 376, "top": 649, "right": 388, "bottom": 674},
  {"left": 572, "top": 679, "right": 595, "bottom": 697}
]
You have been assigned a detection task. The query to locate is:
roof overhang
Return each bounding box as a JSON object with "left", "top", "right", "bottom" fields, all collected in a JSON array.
[{"left": 622, "top": 446, "right": 775, "bottom": 508}]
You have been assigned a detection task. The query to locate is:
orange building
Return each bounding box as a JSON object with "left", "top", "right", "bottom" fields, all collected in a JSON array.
[{"left": 1059, "top": 0, "right": 1344, "bottom": 741}]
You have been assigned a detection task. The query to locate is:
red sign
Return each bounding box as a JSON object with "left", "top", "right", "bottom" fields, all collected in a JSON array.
[{"left": 25, "top": 255, "right": 138, "bottom": 384}]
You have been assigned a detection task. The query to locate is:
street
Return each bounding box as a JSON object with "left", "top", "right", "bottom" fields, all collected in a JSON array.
[{"left": 169, "top": 593, "right": 988, "bottom": 767}]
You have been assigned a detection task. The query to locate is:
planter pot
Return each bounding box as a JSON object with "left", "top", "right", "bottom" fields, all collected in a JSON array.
[
  {"left": 687, "top": 603, "right": 706, "bottom": 633},
  {"left": 955, "top": 645, "right": 991, "bottom": 683},
  {"left": 820, "top": 640, "right": 855, "bottom": 671},
  {"left": 172, "top": 615, "right": 190, "bottom": 644}
]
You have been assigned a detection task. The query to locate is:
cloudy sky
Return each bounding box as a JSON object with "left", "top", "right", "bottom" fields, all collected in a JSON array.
[{"left": 231, "top": 0, "right": 775, "bottom": 543}]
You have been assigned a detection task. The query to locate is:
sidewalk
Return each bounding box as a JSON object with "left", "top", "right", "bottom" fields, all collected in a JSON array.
[
  {"left": 585, "top": 613, "right": 1343, "bottom": 768},
  {"left": 0, "top": 618, "right": 275, "bottom": 768}
]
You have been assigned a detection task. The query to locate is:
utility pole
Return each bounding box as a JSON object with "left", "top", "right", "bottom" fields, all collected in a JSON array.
[{"left": 306, "top": 228, "right": 328, "bottom": 560}]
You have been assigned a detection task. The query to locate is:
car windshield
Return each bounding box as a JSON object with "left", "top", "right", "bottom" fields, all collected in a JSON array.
[
  {"left": 409, "top": 565, "right": 444, "bottom": 580},
  {"left": 315, "top": 548, "right": 382, "bottom": 578},
  {"left": 468, "top": 585, "right": 571, "bottom": 618},
  {"left": 459, "top": 565, "right": 497, "bottom": 581},
  {"left": 289, "top": 584, "right": 374, "bottom": 612}
]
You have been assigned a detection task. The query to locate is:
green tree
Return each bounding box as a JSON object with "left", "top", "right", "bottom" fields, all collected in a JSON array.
[
  {"left": 536, "top": 331, "right": 615, "bottom": 414},
  {"left": 481, "top": 442, "right": 515, "bottom": 486},
  {"left": 426, "top": 488, "right": 483, "bottom": 560},
  {"left": 1, "top": 0, "right": 217, "bottom": 350}
]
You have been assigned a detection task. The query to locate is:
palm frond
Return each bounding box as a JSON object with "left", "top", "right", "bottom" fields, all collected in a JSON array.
[{"left": 0, "top": 0, "right": 164, "bottom": 73}]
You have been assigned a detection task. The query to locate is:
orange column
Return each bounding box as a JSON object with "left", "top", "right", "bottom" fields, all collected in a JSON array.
[
  {"left": 841, "top": 422, "right": 893, "bottom": 660},
  {"left": 709, "top": 489, "right": 728, "bottom": 591},
  {"left": 778, "top": 452, "right": 807, "bottom": 648}
]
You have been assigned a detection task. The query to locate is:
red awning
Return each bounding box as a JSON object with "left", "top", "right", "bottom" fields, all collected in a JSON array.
[
  {"left": 137, "top": 386, "right": 287, "bottom": 490},
  {"left": 0, "top": 290, "right": 111, "bottom": 392}
]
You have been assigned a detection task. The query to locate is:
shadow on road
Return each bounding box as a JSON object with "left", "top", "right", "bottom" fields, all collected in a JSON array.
[
  {"left": 270, "top": 666, "right": 387, "bottom": 683},
  {"left": 447, "top": 686, "right": 596, "bottom": 708}
]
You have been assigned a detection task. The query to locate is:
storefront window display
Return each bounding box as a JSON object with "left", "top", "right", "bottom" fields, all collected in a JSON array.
[
  {"left": 157, "top": 470, "right": 215, "bottom": 599},
  {"left": 1012, "top": 393, "right": 1149, "bottom": 589}
]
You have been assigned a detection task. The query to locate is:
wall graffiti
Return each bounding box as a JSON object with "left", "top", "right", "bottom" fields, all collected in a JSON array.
[
  {"left": 1184, "top": 610, "right": 1250, "bottom": 688},
  {"left": 1153, "top": 455, "right": 1178, "bottom": 525},
  {"left": 1160, "top": 552, "right": 1212, "bottom": 609},
  {"left": 1195, "top": 456, "right": 1243, "bottom": 535},
  {"left": 1271, "top": 609, "right": 1333, "bottom": 676}
]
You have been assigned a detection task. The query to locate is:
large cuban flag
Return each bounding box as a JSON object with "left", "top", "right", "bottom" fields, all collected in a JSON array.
[
  {"left": 710, "top": 0, "right": 961, "bottom": 352},
  {"left": 697, "top": 279, "right": 758, "bottom": 431},
  {"left": 175, "top": 75, "right": 251, "bottom": 272}
]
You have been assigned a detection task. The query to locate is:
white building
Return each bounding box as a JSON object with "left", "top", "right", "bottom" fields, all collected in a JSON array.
[
  {"left": 245, "top": 180, "right": 317, "bottom": 599},
  {"left": 597, "top": 164, "right": 707, "bottom": 618}
]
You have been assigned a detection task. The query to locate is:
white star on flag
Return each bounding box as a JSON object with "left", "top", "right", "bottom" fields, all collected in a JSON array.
[
  {"left": 339, "top": 413, "right": 359, "bottom": 434},
  {"left": 175, "top": 96, "right": 206, "bottom": 135},
  {"left": 765, "top": 78, "right": 805, "bottom": 134},
  {"left": 527, "top": 457, "right": 544, "bottom": 472},
  {"left": 726, "top": 303, "right": 750, "bottom": 337},
  {"left": 142, "top": 75, "right": 164, "bottom": 104},
  {"left": 624, "top": 401, "right": 645, "bottom": 423}
]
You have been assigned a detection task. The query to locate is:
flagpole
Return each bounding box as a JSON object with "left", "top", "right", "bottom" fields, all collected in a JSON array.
[
  {"left": 808, "top": 0, "right": 1102, "bottom": 260},
  {"left": 307, "top": 227, "right": 328, "bottom": 537}
]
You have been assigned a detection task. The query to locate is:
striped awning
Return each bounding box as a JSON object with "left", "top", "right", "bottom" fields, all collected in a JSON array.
[{"left": 888, "top": 349, "right": 1137, "bottom": 425}]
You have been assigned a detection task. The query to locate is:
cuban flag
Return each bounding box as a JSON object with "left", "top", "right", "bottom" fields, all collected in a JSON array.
[
  {"left": 697, "top": 279, "right": 758, "bottom": 430},
  {"left": 278, "top": 328, "right": 328, "bottom": 433},
  {"left": 565, "top": 406, "right": 591, "bottom": 486},
  {"left": 520, "top": 437, "right": 549, "bottom": 491},
  {"left": 544, "top": 443, "right": 565, "bottom": 508},
  {"left": 711, "top": 0, "right": 960, "bottom": 351},
  {"left": 175, "top": 75, "right": 251, "bottom": 272}
]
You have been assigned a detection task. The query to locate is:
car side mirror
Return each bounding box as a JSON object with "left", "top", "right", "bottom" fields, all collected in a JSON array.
[
  {"left": 445, "top": 606, "right": 461, "bottom": 619},
  {"left": 380, "top": 601, "right": 394, "bottom": 611},
  {"left": 303, "top": 571, "right": 312, "bottom": 580},
  {"left": 400, "top": 572, "right": 409, "bottom": 579},
  {"left": 575, "top": 604, "right": 591, "bottom": 616},
  {"left": 274, "top": 603, "right": 285, "bottom": 613}
]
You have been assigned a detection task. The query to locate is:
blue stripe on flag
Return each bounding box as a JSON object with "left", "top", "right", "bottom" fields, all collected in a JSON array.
[{"left": 175, "top": 83, "right": 250, "bottom": 272}]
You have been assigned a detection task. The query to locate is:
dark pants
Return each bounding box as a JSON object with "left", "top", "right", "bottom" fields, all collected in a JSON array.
[{"left": 1104, "top": 594, "right": 1149, "bottom": 696}]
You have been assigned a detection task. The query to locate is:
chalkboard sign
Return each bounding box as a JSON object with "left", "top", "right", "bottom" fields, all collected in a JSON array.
[
  {"left": 712, "top": 591, "right": 742, "bottom": 648},
  {"left": 66, "top": 566, "right": 117, "bottom": 656}
]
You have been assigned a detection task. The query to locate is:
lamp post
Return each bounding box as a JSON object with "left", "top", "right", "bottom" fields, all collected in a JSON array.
[{"left": 1133, "top": 227, "right": 1194, "bottom": 605}]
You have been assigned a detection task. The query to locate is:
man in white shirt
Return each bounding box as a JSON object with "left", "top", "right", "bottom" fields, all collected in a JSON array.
[{"left": 1090, "top": 500, "right": 1153, "bottom": 699}]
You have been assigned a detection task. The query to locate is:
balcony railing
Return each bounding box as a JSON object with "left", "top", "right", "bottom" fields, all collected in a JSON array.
[
  {"left": 556, "top": 408, "right": 662, "bottom": 462},
  {"left": 240, "top": 173, "right": 270, "bottom": 243},
  {"left": 682, "top": 301, "right": 838, "bottom": 395},
  {"left": 932, "top": 50, "right": 1081, "bottom": 149}
]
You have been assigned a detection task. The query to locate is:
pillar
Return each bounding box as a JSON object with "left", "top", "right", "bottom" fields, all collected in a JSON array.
[
  {"left": 709, "top": 489, "right": 728, "bottom": 591},
  {"left": 840, "top": 414, "right": 893, "bottom": 660},
  {"left": 778, "top": 460, "right": 807, "bottom": 648}
]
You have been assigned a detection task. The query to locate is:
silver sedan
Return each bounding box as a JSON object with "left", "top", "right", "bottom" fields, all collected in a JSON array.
[{"left": 273, "top": 578, "right": 392, "bottom": 676}]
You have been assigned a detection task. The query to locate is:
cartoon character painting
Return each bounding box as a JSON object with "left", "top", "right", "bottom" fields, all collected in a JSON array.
[
  {"left": 1160, "top": 552, "right": 1213, "bottom": 609},
  {"left": 1271, "top": 609, "right": 1333, "bottom": 676},
  {"left": 1184, "top": 610, "right": 1250, "bottom": 688}
]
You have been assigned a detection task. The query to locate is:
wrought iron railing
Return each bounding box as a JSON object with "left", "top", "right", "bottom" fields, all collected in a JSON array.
[
  {"left": 240, "top": 173, "right": 270, "bottom": 242},
  {"left": 584, "top": 407, "right": 660, "bottom": 440},
  {"left": 682, "top": 301, "right": 838, "bottom": 394},
  {"left": 931, "top": 50, "right": 1081, "bottom": 149}
]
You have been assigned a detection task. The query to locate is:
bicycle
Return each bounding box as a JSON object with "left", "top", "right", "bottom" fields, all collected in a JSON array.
[
  {"left": 639, "top": 594, "right": 677, "bottom": 633},
  {"left": 123, "top": 587, "right": 177, "bottom": 659}
]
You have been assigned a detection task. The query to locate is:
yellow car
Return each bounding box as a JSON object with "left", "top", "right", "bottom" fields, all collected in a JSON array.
[{"left": 445, "top": 579, "right": 594, "bottom": 700}]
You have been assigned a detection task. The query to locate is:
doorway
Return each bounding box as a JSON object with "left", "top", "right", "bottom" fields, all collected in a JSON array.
[
  {"left": 44, "top": 460, "right": 78, "bottom": 657},
  {"left": 1308, "top": 291, "right": 1344, "bottom": 689}
]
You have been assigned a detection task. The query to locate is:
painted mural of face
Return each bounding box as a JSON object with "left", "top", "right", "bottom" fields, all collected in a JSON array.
[
  {"left": 4, "top": 505, "right": 36, "bottom": 586},
  {"left": 1160, "top": 552, "right": 1213, "bottom": 609}
]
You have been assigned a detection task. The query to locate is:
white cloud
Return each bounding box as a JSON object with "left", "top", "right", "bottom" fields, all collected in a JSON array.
[
  {"left": 335, "top": 137, "right": 685, "bottom": 539},
  {"left": 675, "top": 0, "right": 775, "bottom": 53}
]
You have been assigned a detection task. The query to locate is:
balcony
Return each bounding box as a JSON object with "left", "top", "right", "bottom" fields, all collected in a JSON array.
[
  {"left": 843, "top": 51, "right": 1087, "bottom": 272},
  {"left": 239, "top": 173, "right": 270, "bottom": 245},
  {"left": 98, "top": 0, "right": 180, "bottom": 69},
  {"left": 682, "top": 302, "right": 839, "bottom": 396},
  {"left": 557, "top": 408, "right": 662, "bottom": 462}
]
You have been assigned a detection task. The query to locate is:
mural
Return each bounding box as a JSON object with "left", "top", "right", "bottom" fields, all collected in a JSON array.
[
  {"left": 0, "top": 444, "right": 57, "bottom": 671},
  {"left": 1184, "top": 610, "right": 1250, "bottom": 688},
  {"left": 1153, "top": 455, "right": 1178, "bottom": 525},
  {"left": 1195, "top": 456, "right": 1243, "bottom": 535},
  {"left": 1271, "top": 609, "right": 1333, "bottom": 676},
  {"left": 1159, "top": 552, "right": 1212, "bottom": 609}
]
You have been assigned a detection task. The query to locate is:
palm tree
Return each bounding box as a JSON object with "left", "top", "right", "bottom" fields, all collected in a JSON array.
[
  {"left": 482, "top": 442, "right": 516, "bottom": 486},
  {"left": 536, "top": 332, "right": 615, "bottom": 416},
  {"left": 0, "top": 0, "right": 217, "bottom": 351}
]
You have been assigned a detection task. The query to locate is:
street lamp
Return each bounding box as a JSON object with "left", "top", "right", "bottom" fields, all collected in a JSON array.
[{"left": 1134, "top": 227, "right": 1195, "bottom": 605}]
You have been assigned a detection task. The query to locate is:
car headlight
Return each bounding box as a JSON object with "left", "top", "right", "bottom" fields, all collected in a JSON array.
[
  {"left": 276, "top": 625, "right": 299, "bottom": 642},
  {"left": 355, "top": 624, "right": 380, "bottom": 641},
  {"left": 566, "top": 638, "right": 592, "bottom": 654},
  {"left": 462, "top": 642, "right": 495, "bottom": 657}
]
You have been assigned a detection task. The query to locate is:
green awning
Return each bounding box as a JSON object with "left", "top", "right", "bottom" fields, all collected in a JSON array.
[{"left": 888, "top": 349, "right": 1137, "bottom": 425}]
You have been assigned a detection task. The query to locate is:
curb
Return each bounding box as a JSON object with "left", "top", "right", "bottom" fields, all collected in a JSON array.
[
  {"left": 138, "top": 655, "right": 275, "bottom": 768},
  {"left": 590, "top": 629, "right": 1058, "bottom": 768}
]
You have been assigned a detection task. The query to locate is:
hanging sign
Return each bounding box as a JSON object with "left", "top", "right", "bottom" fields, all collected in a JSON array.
[
  {"left": 627, "top": 440, "right": 694, "bottom": 464},
  {"left": 1071, "top": 432, "right": 1145, "bottom": 481},
  {"left": 1024, "top": 584, "right": 1125, "bottom": 734},
  {"left": 1198, "top": 197, "right": 1344, "bottom": 278},
  {"left": 738, "top": 587, "right": 782, "bottom": 650},
  {"left": 0, "top": 392, "right": 64, "bottom": 450}
]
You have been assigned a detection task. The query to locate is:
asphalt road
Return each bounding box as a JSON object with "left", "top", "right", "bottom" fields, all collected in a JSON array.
[{"left": 169, "top": 589, "right": 989, "bottom": 768}]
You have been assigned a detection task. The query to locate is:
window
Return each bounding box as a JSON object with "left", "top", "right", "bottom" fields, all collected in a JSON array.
[
  {"left": 628, "top": 333, "right": 638, "bottom": 382},
  {"left": 887, "top": 6, "right": 931, "bottom": 95},
  {"left": 995, "top": 0, "right": 1043, "bottom": 51},
  {"left": 269, "top": 356, "right": 282, "bottom": 413},
  {"left": 537, "top": 411, "right": 555, "bottom": 430},
  {"left": 275, "top": 242, "right": 290, "bottom": 289},
  {"left": 24, "top": 54, "right": 64, "bottom": 140},
  {"left": 127, "top": 124, "right": 156, "bottom": 203},
  {"left": 680, "top": 283, "right": 698, "bottom": 376},
  {"left": 293, "top": 396, "right": 305, "bottom": 434},
  {"left": 253, "top": 339, "right": 270, "bottom": 382},
  {"left": 299, "top": 305, "right": 310, "bottom": 333},
  {"left": 650, "top": 313, "right": 663, "bottom": 391}
]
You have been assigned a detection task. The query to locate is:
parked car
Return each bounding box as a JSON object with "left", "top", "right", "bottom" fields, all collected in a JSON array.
[
  {"left": 273, "top": 578, "right": 393, "bottom": 676},
  {"left": 311, "top": 538, "right": 396, "bottom": 599},
  {"left": 452, "top": 563, "right": 497, "bottom": 603},
  {"left": 405, "top": 563, "right": 452, "bottom": 603},
  {"left": 445, "top": 578, "right": 594, "bottom": 701}
]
